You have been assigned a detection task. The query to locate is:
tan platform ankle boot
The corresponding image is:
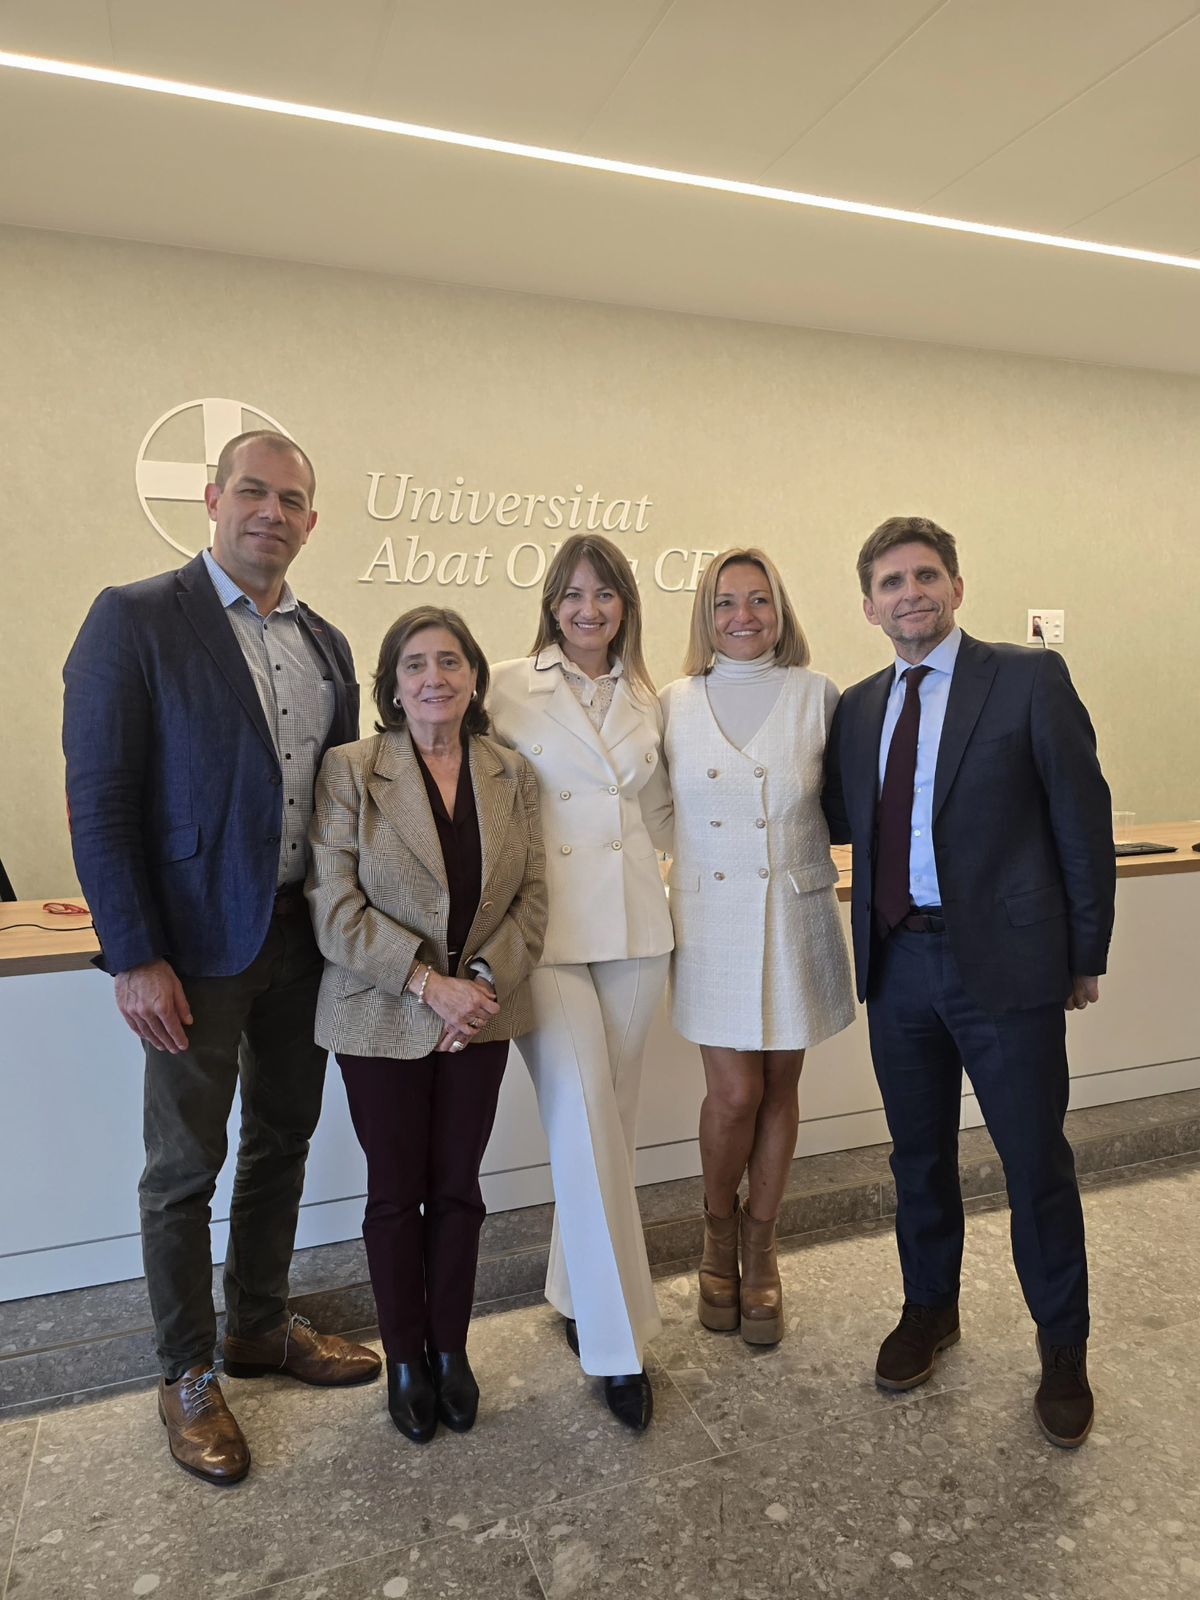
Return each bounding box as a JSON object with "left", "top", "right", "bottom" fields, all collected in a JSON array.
[
  {"left": 739, "top": 1208, "right": 783, "bottom": 1345},
  {"left": 698, "top": 1197, "right": 741, "bottom": 1332}
]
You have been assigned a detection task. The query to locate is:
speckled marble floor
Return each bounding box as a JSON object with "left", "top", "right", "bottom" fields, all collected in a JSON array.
[{"left": 2, "top": 1154, "right": 1198, "bottom": 1600}]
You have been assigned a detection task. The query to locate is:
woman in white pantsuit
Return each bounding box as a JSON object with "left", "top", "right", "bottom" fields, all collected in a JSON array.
[
  {"left": 660, "top": 549, "right": 854, "bottom": 1345},
  {"left": 489, "top": 534, "right": 672, "bottom": 1431}
]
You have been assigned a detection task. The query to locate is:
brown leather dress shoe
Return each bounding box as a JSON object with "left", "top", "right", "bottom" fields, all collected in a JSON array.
[
  {"left": 158, "top": 1366, "right": 250, "bottom": 1485},
  {"left": 875, "top": 1302, "right": 960, "bottom": 1390},
  {"left": 1034, "top": 1334, "right": 1093, "bottom": 1448},
  {"left": 223, "top": 1313, "right": 381, "bottom": 1386}
]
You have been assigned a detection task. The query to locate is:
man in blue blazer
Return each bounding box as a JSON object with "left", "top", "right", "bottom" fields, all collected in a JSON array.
[
  {"left": 822, "top": 516, "right": 1115, "bottom": 1449},
  {"left": 63, "top": 431, "right": 380, "bottom": 1485}
]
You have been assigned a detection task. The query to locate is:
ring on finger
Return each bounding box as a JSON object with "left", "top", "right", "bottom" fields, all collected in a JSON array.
[{"left": 450, "top": 1039, "right": 466, "bottom": 1052}]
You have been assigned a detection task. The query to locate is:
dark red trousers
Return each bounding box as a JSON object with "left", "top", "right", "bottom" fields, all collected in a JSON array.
[{"left": 338, "top": 1042, "right": 508, "bottom": 1361}]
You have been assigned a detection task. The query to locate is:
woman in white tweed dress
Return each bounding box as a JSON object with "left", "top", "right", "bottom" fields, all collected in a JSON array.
[{"left": 660, "top": 548, "right": 854, "bottom": 1345}]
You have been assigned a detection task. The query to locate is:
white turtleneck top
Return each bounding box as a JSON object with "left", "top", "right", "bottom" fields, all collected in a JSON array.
[{"left": 693, "top": 650, "right": 839, "bottom": 750}]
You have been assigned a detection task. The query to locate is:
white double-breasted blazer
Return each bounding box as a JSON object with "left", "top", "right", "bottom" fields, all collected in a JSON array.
[
  {"left": 489, "top": 651, "right": 673, "bottom": 967},
  {"left": 660, "top": 667, "right": 855, "bottom": 1050}
]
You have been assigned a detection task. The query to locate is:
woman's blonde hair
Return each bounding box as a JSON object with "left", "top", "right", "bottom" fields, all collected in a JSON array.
[
  {"left": 529, "top": 533, "right": 656, "bottom": 701},
  {"left": 682, "top": 548, "right": 810, "bottom": 676}
]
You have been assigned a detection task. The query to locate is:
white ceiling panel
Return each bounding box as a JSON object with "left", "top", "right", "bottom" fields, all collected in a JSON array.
[
  {"left": 761, "top": 0, "right": 1200, "bottom": 208},
  {"left": 575, "top": 0, "right": 933, "bottom": 177},
  {"left": 1, "top": 68, "right": 1198, "bottom": 377},
  {"left": 0, "top": 0, "right": 113, "bottom": 61},
  {"left": 359, "top": 0, "right": 668, "bottom": 147},
  {"left": 933, "top": 13, "right": 1200, "bottom": 229},
  {"left": 107, "top": 0, "right": 394, "bottom": 106},
  {"left": 1064, "top": 155, "right": 1200, "bottom": 256}
]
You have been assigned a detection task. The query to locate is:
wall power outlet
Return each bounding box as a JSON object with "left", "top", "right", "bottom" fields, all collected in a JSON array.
[{"left": 1027, "top": 609, "right": 1064, "bottom": 645}]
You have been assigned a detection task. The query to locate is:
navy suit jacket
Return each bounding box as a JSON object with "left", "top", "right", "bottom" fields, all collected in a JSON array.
[
  {"left": 822, "top": 632, "right": 1115, "bottom": 1013},
  {"left": 63, "top": 553, "right": 358, "bottom": 978}
]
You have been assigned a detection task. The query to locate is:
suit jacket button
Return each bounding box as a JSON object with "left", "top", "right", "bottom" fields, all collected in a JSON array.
[
  {"left": 608, "top": 785, "right": 618, "bottom": 795},
  {"left": 756, "top": 818, "right": 766, "bottom": 828},
  {"left": 707, "top": 768, "right": 719, "bottom": 779},
  {"left": 532, "top": 744, "right": 543, "bottom": 754},
  {"left": 645, "top": 752, "right": 655, "bottom": 763},
  {"left": 754, "top": 766, "right": 765, "bottom": 778},
  {"left": 710, "top": 820, "right": 721, "bottom": 827},
  {"left": 612, "top": 841, "right": 622, "bottom": 851},
  {"left": 560, "top": 845, "right": 572, "bottom": 855},
  {"left": 560, "top": 790, "right": 571, "bottom": 799},
  {"left": 758, "top": 868, "right": 769, "bottom": 879},
  {"left": 713, "top": 871, "right": 725, "bottom": 880},
  {"left": 269, "top": 774, "right": 282, "bottom": 787}
]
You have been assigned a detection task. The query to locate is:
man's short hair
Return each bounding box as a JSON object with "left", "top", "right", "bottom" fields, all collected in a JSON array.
[
  {"left": 856, "top": 516, "right": 959, "bottom": 596},
  {"left": 213, "top": 431, "right": 316, "bottom": 500}
]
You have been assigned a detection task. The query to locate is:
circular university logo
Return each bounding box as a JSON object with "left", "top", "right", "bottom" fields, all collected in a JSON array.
[{"left": 134, "top": 398, "right": 293, "bottom": 557}]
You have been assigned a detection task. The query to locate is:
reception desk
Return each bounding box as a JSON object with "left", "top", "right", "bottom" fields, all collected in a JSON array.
[{"left": 3, "top": 825, "right": 1198, "bottom": 1301}]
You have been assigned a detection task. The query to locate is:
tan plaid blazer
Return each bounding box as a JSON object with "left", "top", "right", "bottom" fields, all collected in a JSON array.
[{"left": 307, "top": 729, "right": 546, "bottom": 1059}]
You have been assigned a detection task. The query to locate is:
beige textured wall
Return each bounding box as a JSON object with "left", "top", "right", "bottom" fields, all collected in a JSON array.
[{"left": 2, "top": 223, "right": 1197, "bottom": 899}]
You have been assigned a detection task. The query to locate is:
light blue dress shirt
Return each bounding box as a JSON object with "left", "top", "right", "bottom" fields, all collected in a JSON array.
[{"left": 876, "top": 626, "right": 963, "bottom": 910}]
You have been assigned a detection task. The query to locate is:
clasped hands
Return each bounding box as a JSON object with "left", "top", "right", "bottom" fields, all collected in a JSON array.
[{"left": 422, "top": 971, "right": 500, "bottom": 1053}]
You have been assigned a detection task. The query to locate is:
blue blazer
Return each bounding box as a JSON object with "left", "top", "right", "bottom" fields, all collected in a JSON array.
[
  {"left": 63, "top": 553, "right": 358, "bottom": 978},
  {"left": 822, "top": 633, "right": 1115, "bottom": 1013}
]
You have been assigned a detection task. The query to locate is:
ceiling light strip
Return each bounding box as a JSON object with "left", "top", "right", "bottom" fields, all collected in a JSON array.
[{"left": 2, "top": 50, "right": 1197, "bottom": 273}]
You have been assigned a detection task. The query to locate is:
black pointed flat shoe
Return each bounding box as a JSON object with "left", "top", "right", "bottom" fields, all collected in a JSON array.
[
  {"left": 427, "top": 1349, "right": 480, "bottom": 1433},
  {"left": 386, "top": 1356, "right": 437, "bottom": 1443},
  {"left": 564, "top": 1317, "right": 580, "bottom": 1358},
  {"left": 604, "top": 1371, "right": 653, "bottom": 1431}
]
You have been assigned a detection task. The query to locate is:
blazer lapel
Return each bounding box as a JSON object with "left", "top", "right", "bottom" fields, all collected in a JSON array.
[
  {"left": 175, "top": 556, "right": 277, "bottom": 762},
  {"left": 933, "top": 634, "right": 998, "bottom": 822},
  {"left": 599, "top": 677, "right": 642, "bottom": 755},
  {"left": 297, "top": 606, "right": 350, "bottom": 749},
  {"left": 850, "top": 667, "right": 894, "bottom": 843},
  {"left": 470, "top": 739, "right": 517, "bottom": 891},
  {"left": 543, "top": 669, "right": 621, "bottom": 778},
  {"left": 367, "top": 731, "right": 448, "bottom": 889}
]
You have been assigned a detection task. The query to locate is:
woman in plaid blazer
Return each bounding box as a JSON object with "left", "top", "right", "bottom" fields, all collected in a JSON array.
[{"left": 307, "top": 607, "right": 546, "bottom": 1444}]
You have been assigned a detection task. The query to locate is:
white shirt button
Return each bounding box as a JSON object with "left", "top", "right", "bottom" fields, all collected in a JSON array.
[
  {"left": 756, "top": 818, "right": 766, "bottom": 829},
  {"left": 560, "top": 844, "right": 572, "bottom": 855},
  {"left": 607, "top": 785, "right": 618, "bottom": 795},
  {"left": 612, "top": 840, "right": 622, "bottom": 851},
  {"left": 914, "top": 829, "right": 922, "bottom": 837},
  {"left": 713, "top": 871, "right": 725, "bottom": 880}
]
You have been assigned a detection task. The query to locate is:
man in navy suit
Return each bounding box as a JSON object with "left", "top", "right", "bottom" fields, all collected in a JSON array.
[
  {"left": 64, "top": 431, "right": 380, "bottom": 1485},
  {"left": 823, "top": 516, "right": 1115, "bottom": 1448}
]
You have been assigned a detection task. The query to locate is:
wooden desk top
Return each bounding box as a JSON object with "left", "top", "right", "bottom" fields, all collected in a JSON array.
[{"left": 3, "top": 825, "right": 1197, "bottom": 976}]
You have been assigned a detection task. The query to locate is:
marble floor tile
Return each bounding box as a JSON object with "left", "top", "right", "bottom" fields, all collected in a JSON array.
[
  {"left": 235, "top": 1519, "right": 543, "bottom": 1600},
  {"left": 522, "top": 1372, "right": 1200, "bottom": 1600},
  {"left": 1, "top": 1420, "right": 37, "bottom": 1592},
  {"left": 6, "top": 1309, "right": 716, "bottom": 1599}
]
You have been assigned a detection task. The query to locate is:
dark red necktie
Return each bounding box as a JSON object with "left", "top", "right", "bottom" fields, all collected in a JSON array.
[{"left": 874, "top": 665, "right": 932, "bottom": 934}]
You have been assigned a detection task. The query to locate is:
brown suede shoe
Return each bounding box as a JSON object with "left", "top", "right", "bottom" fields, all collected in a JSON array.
[
  {"left": 1034, "top": 1334, "right": 1093, "bottom": 1448},
  {"left": 698, "top": 1198, "right": 740, "bottom": 1333},
  {"left": 158, "top": 1366, "right": 250, "bottom": 1485},
  {"left": 875, "top": 1302, "right": 960, "bottom": 1390},
  {"left": 223, "top": 1313, "right": 381, "bottom": 1386}
]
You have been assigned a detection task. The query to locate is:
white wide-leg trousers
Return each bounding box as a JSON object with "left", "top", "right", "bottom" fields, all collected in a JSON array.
[{"left": 516, "top": 955, "right": 668, "bottom": 1376}]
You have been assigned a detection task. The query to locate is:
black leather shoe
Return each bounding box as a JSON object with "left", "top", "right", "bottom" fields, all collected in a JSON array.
[
  {"left": 1034, "top": 1335, "right": 1093, "bottom": 1448},
  {"left": 386, "top": 1356, "right": 437, "bottom": 1443},
  {"left": 604, "top": 1371, "right": 653, "bottom": 1431},
  {"left": 428, "top": 1349, "right": 480, "bottom": 1433},
  {"left": 875, "top": 1302, "right": 961, "bottom": 1390},
  {"left": 564, "top": 1317, "right": 580, "bottom": 1358}
]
